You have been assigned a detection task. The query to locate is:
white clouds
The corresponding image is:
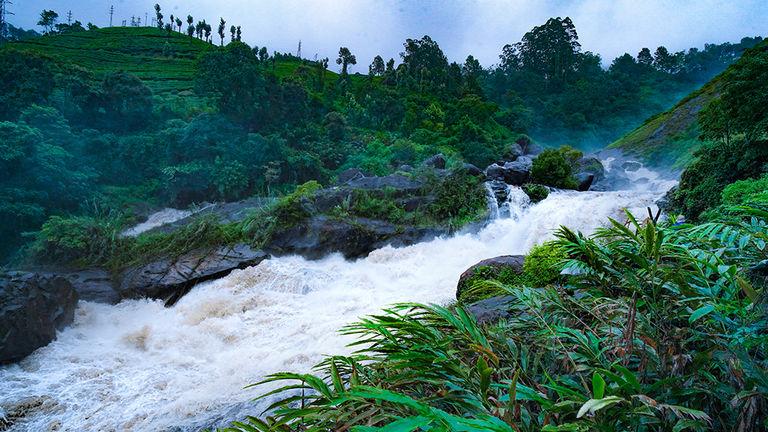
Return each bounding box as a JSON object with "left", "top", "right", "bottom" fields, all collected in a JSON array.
[{"left": 15, "top": 0, "right": 768, "bottom": 69}]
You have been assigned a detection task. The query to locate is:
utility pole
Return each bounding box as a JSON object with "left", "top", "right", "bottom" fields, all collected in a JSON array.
[
  {"left": 67, "top": 10, "right": 72, "bottom": 24},
  {"left": 145, "top": 13, "right": 148, "bottom": 27},
  {"left": 109, "top": 5, "right": 114, "bottom": 27},
  {"left": 0, "top": 0, "right": 13, "bottom": 42}
]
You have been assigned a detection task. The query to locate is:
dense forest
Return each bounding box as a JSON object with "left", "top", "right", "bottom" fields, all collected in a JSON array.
[{"left": 0, "top": 8, "right": 761, "bottom": 264}]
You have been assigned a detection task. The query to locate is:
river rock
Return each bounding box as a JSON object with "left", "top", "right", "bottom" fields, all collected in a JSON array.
[
  {"left": 345, "top": 174, "right": 423, "bottom": 193},
  {"left": 337, "top": 168, "right": 367, "bottom": 184},
  {"left": 118, "top": 244, "right": 269, "bottom": 305},
  {"left": 422, "top": 154, "right": 447, "bottom": 169},
  {"left": 466, "top": 295, "right": 518, "bottom": 324},
  {"left": 575, "top": 172, "right": 595, "bottom": 191},
  {"left": 266, "top": 216, "right": 446, "bottom": 260},
  {"left": 0, "top": 272, "right": 78, "bottom": 364},
  {"left": 485, "top": 157, "right": 531, "bottom": 186},
  {"left": 456, "top": 255, "right": 525, "bottom": 301},
  {"left": 461, "top": 163, "right": 484, "bottom": 177},
  {"left": 506, "top": 142, "right": 524, "bottom": 160}
]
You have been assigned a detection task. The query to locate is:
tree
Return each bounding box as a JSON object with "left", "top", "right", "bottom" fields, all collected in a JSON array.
[
  {"left": 100, "top": 72, "right": 154, "bottom": 131},
  {"left": 336, "top": 47, "right": 357, "bottom": 76},
  {"left": 369, "top": 55, "right": 385, "bottom": 76},
  {"left": 230, "top": 25, "right": 236, "bottom": 42},
  {"left": 462, "top": 55, "right": 483, "bottom": 95},
  {"left": 37, "top": 10, "right": 59, "bottom": 34},
  {"left": 164, "top": 23, "right": 172, "bottom": 36},
  {"left": 0, "top": 50, "right": 55, "bottom": 120},
  {"left": 236, "top": 26, "right": 242, "bottom": 41},
  {"left": 218, "top": 18, "right": 226, "bottom": 46},
  {"left": 154, "top": 4, "right": 163, "bottom": 29},
  {"left": 175, "top": 17, "right": 182, "bottom": 32},
  {"left": 187, "top": 24, "right": 195, "bottom": 37},
  {"left": 499, "top": 17, "right": 581, "bottom": 82},
  {"left": 204, "top": 23, "right": 212, "bottom": 43},
  {"left": 187, "top": 14, "right": 193, "bottom": 27},
  {"left": 653, "top": 46, "right": 679, "bottom": 73},
  {"left": 195, "top": 42, "right": 267, "bottom": 128},
  {"left": 637, "top": 47, "right": 653, "bottom": 66}
]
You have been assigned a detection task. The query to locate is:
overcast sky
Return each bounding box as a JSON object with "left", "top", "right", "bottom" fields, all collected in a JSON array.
[{"left": 12, "top": 0, "right": 768, "bottom": 70}]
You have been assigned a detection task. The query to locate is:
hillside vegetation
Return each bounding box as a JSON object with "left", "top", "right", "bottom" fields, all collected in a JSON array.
[
  {"left": 609, "top": 40, "right": 768, "bottom": 169},
  {"left": 8, "top": 27, "right": 212, "bottom": 94}
]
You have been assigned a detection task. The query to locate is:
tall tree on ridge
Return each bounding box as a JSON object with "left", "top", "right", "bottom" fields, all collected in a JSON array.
[
  {"left": 38, "top": 10, "right": 59, "bottom": 34},
  {"left": 369, "top": 55, "right": 385, "bottom": 76},
  {"left": 218, "top": 18, "right": 226, "bottom": 46},
  {"left": 336, "top": 47, "right": 356, "bottom": 76},
  {"left": 154, "top": 4, "right": 163, "bottom": 29}
]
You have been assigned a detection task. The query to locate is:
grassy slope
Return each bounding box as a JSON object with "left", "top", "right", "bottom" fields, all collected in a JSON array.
[
  {"left": 609, "top": 40, "right": 768, "bottom": 169},
  {"left": 6, "top": 26, "right": 347, "bottom": 94},
  {"left": 607, "top": 73, "right": 721, "bottom": 169},
  {"left": 8, "top": 27, "right": 214, "bottom": 94}
]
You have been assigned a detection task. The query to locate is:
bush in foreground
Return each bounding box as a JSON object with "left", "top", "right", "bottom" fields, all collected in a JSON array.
[{"left": 222, "top": 206, "right": 768, "bottom": 432}]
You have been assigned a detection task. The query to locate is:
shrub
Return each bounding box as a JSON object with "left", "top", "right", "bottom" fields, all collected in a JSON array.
[
  {"left": 722, "top": 174, "right": 768, "bottom": 205},
  {"left": 31, "top": 214, "right": 123, "bottom": 266},
  {"left": 522, "top": 183, "right": 549, "bottom": 203},
  {"left": 521, "top": 241, "right": 566, "bottom": 287},
  {"left": 530, "top": 147, "right": 579, "bottom": 189},
  {"left": 427, "top": 172, "right": 487, "bottom": 227}
]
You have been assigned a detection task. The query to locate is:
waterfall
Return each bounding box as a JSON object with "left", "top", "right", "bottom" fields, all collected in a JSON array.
[
  {"left": 0, "top": 178, "right": 674, "bottom": 431},
  {"left": 485, "top": 181, "right": 530, "bottom": 220}
]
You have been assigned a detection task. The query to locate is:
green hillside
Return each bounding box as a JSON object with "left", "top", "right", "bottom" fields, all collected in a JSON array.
[
  {"left": 5, "top": 26, "right": 346, "bottom": 95},
  {"left": 7, "top": 27, "right": 214, "bottom": 94},
  {"left": 607, "top": 80, "right": 719, "bottom": 169},
  {"left": 609, "top": 40, "right": 768, "bottom": 169}
]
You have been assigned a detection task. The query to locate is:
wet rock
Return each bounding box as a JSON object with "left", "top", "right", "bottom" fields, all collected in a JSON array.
[
  {"left": 456, "top": 255, "right": 525, "bottom": 301},
  {"left": 118, "top": 244, "right": 269, "bottom": 306},
  {"left": 345, "top": 174, "right": 423, "bottom": 193},
  {"left": 461, "top": 163, "right": 484, "bottom": 177},
  {"left": 266, "top": 216, "right": 447, "bottom": 260},
  {"left": 506, "top": 142, "right": 524, "bottom": 160},
  {"left": 337, "top": 168, "right": 367, "bottom": 184},
  {"left": 466, "top": 295, "right": 518, "bottom": 324},
  {"left": 575, "top": 172, "right": 595, "bottom": 191},
  {"left": 485, "top": 157, "right": 532, "bottom": 186},
  {"left": 422, "top": 154, "right": 447, "bottom": 169},
  {"left": 1, "top": 272, "right": 78, "bottom": 364},
  {"left": 622, "top": 161, "right": 642, "bottom": 172},
  {"left": 397, "top": 164, "right": 414, "bottom": 173},
  {"left": 656, "top": 186, "right": 678, "bottom": 213}
]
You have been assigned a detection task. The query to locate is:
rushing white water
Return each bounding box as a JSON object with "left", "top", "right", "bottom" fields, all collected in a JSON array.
[
  {"left": 1, "top": 173, "right": 674, "bottom": 431},
  {"left": 121, "top": 208, "right": 194, "bottom": 237}
]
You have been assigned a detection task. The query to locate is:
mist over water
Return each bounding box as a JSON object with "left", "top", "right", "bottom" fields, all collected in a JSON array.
[{"left": 0, "top": 168, "right": 674, "bottom": 431}]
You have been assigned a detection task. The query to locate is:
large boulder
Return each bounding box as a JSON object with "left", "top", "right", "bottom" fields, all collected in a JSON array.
[
  {"left": 574, "top": 172, "right": 595, "bottom": 191},
  {"left": 345, "top": 174, "right": 423, "bottom": 194},
  {"left": 119, "top": 244, "right": 269, "bottom": 305},
  {"left": 422, "top": 154, "right": 447, "bottom": 169},
  {"left": 266, "top": 216, "right": 447, "bottom": 260},
  {"left": 466, "top": 295, "right": 518, "bottom": 324},
  {"left": 572, "top": 157, "right": 605, "bottom": 191},
  {"left": 485, "top": 157, "right": 532, "bottom": 186},
  {"left": 1, "top": 272, "right": 78, "bottom": 364},
  {"left": 506, "top": 143, "right": 524, "bottom": 161},
  {"left": 337, "top": 168, "right": 367, "bottom": 184},
  {"left": 456, "top": 255, "right": 525, "bottom": 301}
]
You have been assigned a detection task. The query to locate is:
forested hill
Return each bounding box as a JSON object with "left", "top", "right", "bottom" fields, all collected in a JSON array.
[
  {"left": 610, "top": 39, "right": 768, "bottom": 169},
  {"left": 0, "top": 15, "right": 761, "bottom": 264}
]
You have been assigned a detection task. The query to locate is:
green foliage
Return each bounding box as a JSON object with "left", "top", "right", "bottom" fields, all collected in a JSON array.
[
  {"left": 674, "top": 138, "right": 768, "bottom": 220},
  {"left": 31, "top": 213, "right": 123, "bottom": 266},
  {"left": 530, "top": 148, "right": 579, "bottom": 189},
  {"left": 721, "top": 175, "right": 768, "bottom": 206},
  {"left": 522, "top": 183, "right": 549, "bottom": 203},
  {"left": 226, "top": 207, "right": 768, "bottom": 432},
  {"left": 426, "top": 172, "right": 488, "bottom": 227},
  {"left": 521, "top": 241, "right": 566, "bottom": 287}
]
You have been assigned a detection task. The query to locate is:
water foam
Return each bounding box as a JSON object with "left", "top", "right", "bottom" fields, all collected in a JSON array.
[{"left": 1, "top": 187, "right": 667, "bottom": 431}]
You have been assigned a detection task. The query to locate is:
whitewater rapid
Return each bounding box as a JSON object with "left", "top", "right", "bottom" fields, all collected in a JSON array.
[{"left": 1, "top": 178, "right": 672, "bottom": 431}]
